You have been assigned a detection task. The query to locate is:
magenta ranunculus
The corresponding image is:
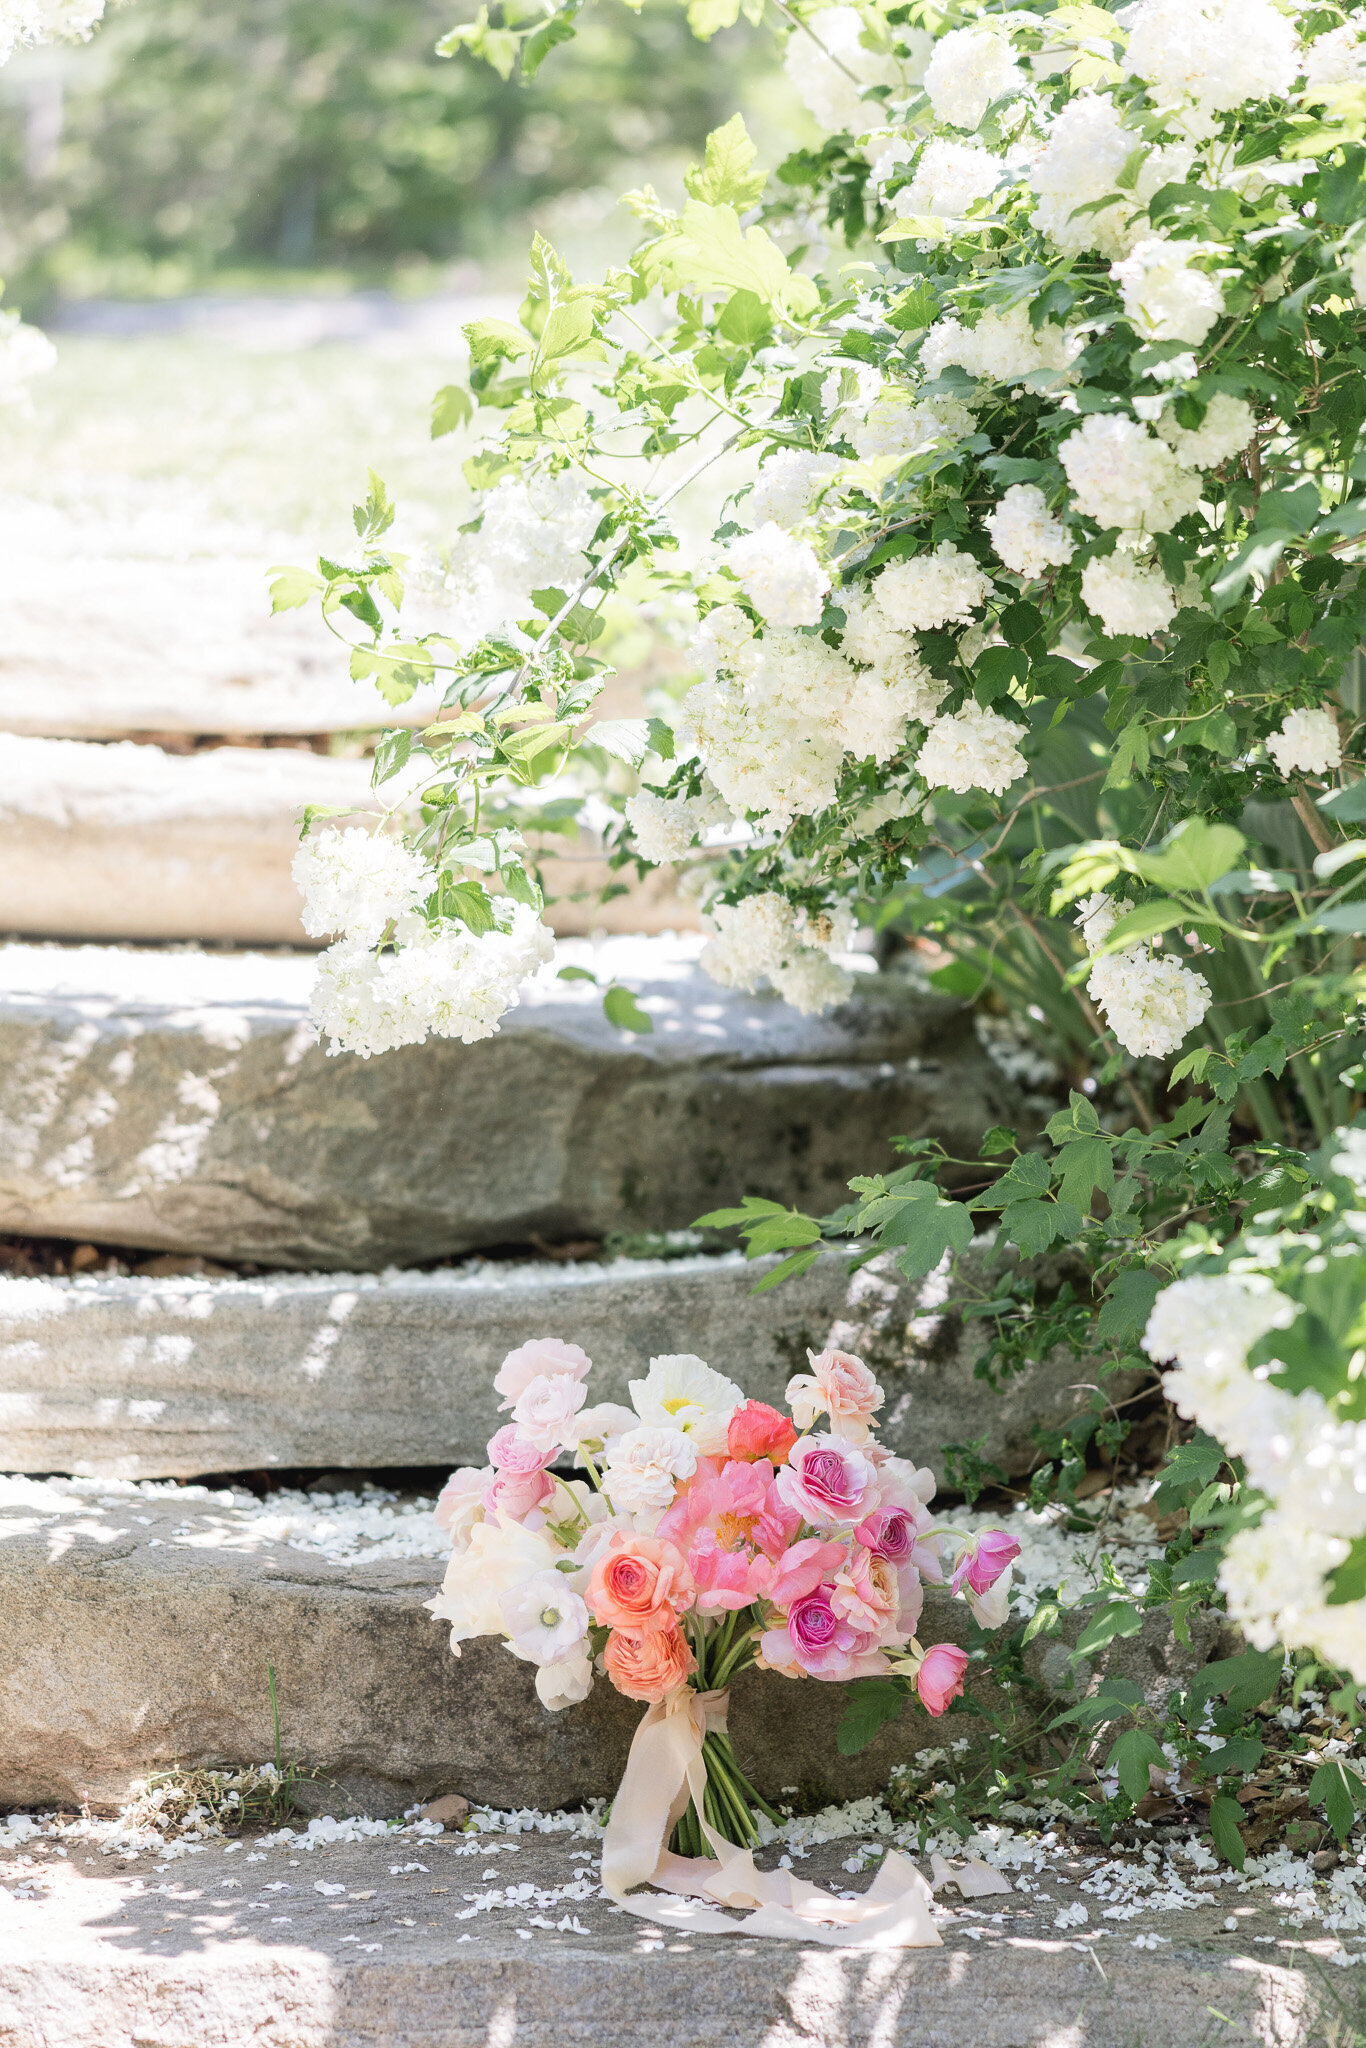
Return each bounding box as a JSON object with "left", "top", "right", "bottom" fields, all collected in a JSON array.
[
  {"left": 487, "top": 1425, "right": 555, "bottom": 1476},
  {"left": 776, "top": 1433, "right": 880, "bottom": 1528},
  {"left": 952, "top": 1529, "right": 1021, "bottom": 1596},
  {"left": 855, "top": 1505, "right": 919, "bottom": 1566},
  {"left": 789, "top": 1590, "right": 840, "bottom": 1659}
]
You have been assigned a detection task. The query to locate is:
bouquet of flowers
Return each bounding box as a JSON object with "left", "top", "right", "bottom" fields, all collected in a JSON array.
[{"left": 429, "top": 1336, "right": 1019, "bottom": 1878}]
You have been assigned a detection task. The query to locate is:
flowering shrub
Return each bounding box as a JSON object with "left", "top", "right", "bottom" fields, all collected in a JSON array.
[
  {"left": 285, "top": 0, "right": 1366, "bottom": 1844},
  {"left": 429, "top": 1335, "right": 1016, "bottom": 1850}
]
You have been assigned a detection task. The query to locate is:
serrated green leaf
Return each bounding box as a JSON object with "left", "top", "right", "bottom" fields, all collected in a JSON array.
[
  {"left": 585, "top": 718, "right": 650, "bottom": 765},
  {"left": 1110, "top": 1729, "right": 1166, "bottom": 1804},
  {"left": 684, "top": 113, "right": 767, "bottom": 209},
  {"left": 268, "top": 564, "right": 325, "bottom": 614},
  {"left": 836, "top": 1678, "right": 906, "bottom": 1756},
  {"left": 431, "top": 384, "right": 474, "bottom": 439},
  {"left": 1073, "top": 1600, "right": 1144, "bottom": 1657}
]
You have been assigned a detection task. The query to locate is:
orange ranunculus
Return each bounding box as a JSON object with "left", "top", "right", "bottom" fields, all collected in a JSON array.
[
  {"left": 726, "top": 1399, "right": 798, "bottom": 1467},
  {"left": 585, "top": 1531, "right": 694, "bottom": 1631},
  {"left": 603, "top": 1623, "right": 696, "bottom": 1703}
]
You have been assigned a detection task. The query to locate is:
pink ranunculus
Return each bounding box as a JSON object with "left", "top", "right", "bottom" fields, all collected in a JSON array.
[
  {"left": 776, "top": 1433, "right": 881, "bottom": 1528},
  {"left": 783, "top": 1588, "right": 890, "bottom": 1681},
  {"left": 512, "top": 1372, "right": 588, "bottom": 1454},
  {"left": 854, "top": 1504, "right": 921, "bottom": 1567},
  {"left": 482, "top": 1467, "right": 556, "bottom": 1521},
  {"left": 951, "top": 1529, "right": 1022, "bottom": 1597},
  {"left": 917, "top": 1642, "right": 969, "bottom": 1716},
  {"left": 786, "top": 1348, "right": 885, "bottom": 1443},
  {"left": 830, "top": 1545, "right": 898, "bottom": 1637},
  {"left": 434, "top": 1466, "right": 490, "bottom": 1544},
  {"left": 585, "top": 1531, "right": 695, "bottom": 1631},
  {"left": 657, "top": 1456, "right": 799, "bottom": 1563},
  {"left": 487, "top": 1425, "right": 555, "bottom": 1476},
  {"left": 766, "top": 1534, "right": 850, "bottom": 1610},
  {"left": 727, "top": 1400, "right": 798, "bottom": 1467},
  {"left": 603, "top": 1623, "right": 695, "bottom": 1703},
  {"left": 863, "top": 1455, "right": 944, "bottom": 1580},
  {"left": 688, "top": 1529, "right": 776, "bottom": 1611},
  {"left": 494, "top": 1337, "right": 592, "bottom": 1411}
]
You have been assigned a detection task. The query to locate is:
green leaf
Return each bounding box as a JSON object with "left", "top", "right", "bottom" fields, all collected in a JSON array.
[
  {"left": 268, "top": 564, "right": 325, "bottom": 613},
  {"left": 298, "top": 802, "right": 364, "bottom": 839},
  {"left": 557, "top": 964, "right": 598, "bottom": 983},
  {"left": 1055, "top": 1136, "right": 1114, "bottom": 1213},
  {"left": 1210, "top": 530, "right": 1297, "bottom": 610},
  {"left": 1311, "top": 1759, "right": 1364, "bottom": 1843},
  {"left": 750, "top": 1244, "right": 823, "bottom": 1293},
  {"left": 872, "top": 1185, "right": 974, "bottom": 1280},
  {"left": 1073, "top": 1600, "right": 1144, "bottom": 1657},
  {"left": 431, "top": 384, "right": 474, "bottom": 439},
  {"left": 1319, "top": 781, "right": 1366, "bottom": 824},
  {"left": 1209, "top": 1792, "right": 1247, "bottom": 1870},
  {"left": 836, "top": 1678, "right": 906, "bottom": 1756},
  {"left": 1000, "top": 1197, "right": 1083, "bottom": 1255},
  {"left": 1197, "top": 1736, "right": 1263, "bottom": 1779},
  {"left": 685, "top": 0, "right": 741, "bottom": 39},
  {"left": 585, "top": 719, "right": 650, "bottom": 765},
  {"left": 1135, "top": 818, "right": 1246, "bottom": 894},
  {"left": 646, "top": 716, "right": 676, "bottom": 761},
  {"left": 1110, "top": 1729, "right": 1167, "bottom": 1805},
  {"left": 1182, "top": 708, "right": 1239, "bottom": 756},
  {"left": 1152, "top": 1435, "right": 1224, "bottom": 1513},
  {"left": 441, "top": 877, "right": 496, "bottom": 936},
  {"left": 464, "top": 317, "right": 532, "bottom": 368},
  {"left": 718, "top": 289, "right": 773, "bottom": 348},
  {"left": 1100, "top": 899, "right": 1190, "bottom": 950},
  {"left": 886, "top": 280, "right": 940, "bottom": 333},
  {"left": 603, "top": 985, "right": 654, "bottom": 1034},
  {"left": 1096, "top": 1268, "right": 1162, "bottom": 1347},
  {"left": 1185, "top": 1648, "right": 1283, "bottom": 1719},
  {"left": 370, "top": 728, "right": 413, "bottom": 789},
  {"left": 655, "top": 200, "right": 819, "bottom": 318},
  {"left": 684, "top": 113, "right": 767, "bottom": 208},
  {"left": 979, "top": 1125, "right": 1019, "bottom": 1158},
  {"left": 1021, "top": 1601, "right": 1060, "bottom": 1645},
  {"left": 1326, "top": 1533, "right": 1366, "bottom": 1606}
]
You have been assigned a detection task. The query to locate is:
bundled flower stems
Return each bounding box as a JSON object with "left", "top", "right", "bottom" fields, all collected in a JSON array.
[{"left": 428, "top": 1337, "right": 1017, "bottom": 1938}]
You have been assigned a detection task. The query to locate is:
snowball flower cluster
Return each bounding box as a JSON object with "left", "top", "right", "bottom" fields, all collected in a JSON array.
[
  {"left": 309, "top": 903, "right": 554, "bottom": 1057},
  {"left": 923, "top": 24, "right": 1022, "bottom": 130},
  {"left": 782, "top": 5, "right": 903, "bottom": 135},
  {"left": 1266, "top": 707, "right": 1342, "bottom": 778},
  {"left": 893, "top": 140, "right": 1001, "bottom": 225},
  {"left": 874, "top": 543, "right": 992, "bottom": 633},
  {"left": 1085, "top": 936, "right": 1211, "bottom": 1059},
  {"left": 0, "top": 311, "right": 56, "bottom": 404},
  {"left": 1059, "top": 414, "right": 1202, "bottom": 534},
  {"left": 727, "top": 523, "right": 830, "bottom": 627},
  {"left": 921, "top": 303, "right": 1078, "bottom": 385},
  {"left": 1156, "top": 393, "right": 1255, "bottom": 471},
  {"left": 444, "top": 469, "right": 599, "bottom": 648},
  {"left": 986, "top": 484, "right": 1074, "bottom": 578},
  {"left": 0, "top": 0, "right": 104, "bottom": 62},
  {"left": 1080, "top": 553, "right": 1177, "bottom": 637},
  {"left": 622, "top": 790, "right": 711, "bottom": 865},
  {"left": 747, "top": 449, "right": 839, "bottom": 531},
  {"left": 1111, "top": 238, "right": 1225, "bottom": 347},
  {"left": 850, "top": 387, "right": 978, "bottom": 464},
  {"left": 917, "top": 702, "right": 1027, "bottom": 798},
  {"left": 1119, "top": 0, "right": 1301, "bottom": 118},
  {"left": 294, "top": 829, "right": 432, "bottom": 946},
  {"left": 700, "top": 890, "right": 853, "bottom": 1015}
]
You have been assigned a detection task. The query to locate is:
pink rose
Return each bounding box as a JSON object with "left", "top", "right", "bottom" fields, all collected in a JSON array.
[
  {"left": 916, "top": 1643, "right": 969, "bottom": 1716},
  {"left": 486, "top": 1426, "right": 554, "bottom": 1476},
  {"left": 494, "top": 1338, "right": 592, "bottom": 1410},
  {"left": 951, "top": 1530, "right": 1021, "bottom": 1596},
  {"left": 482, "top": 1468, "right": 556, "bottom": 1520},
  {"left": 776, "top": 1434, "right": 881, "bottom": 1528},
  {"left": 512, "top": 1372, "right": 588, "bottom": 1453},
  {"left": 785, "top": 1348, "right": 884, "bottom": 1443}
]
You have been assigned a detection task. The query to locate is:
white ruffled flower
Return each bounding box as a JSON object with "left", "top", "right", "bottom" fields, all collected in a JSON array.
[
  {"left": 921, "top": 303, "right": 1078, "bottom": 385},
  {"left": 1156, "top": 392, "right": 1256, "bottom": 470},
  {"left": 1303, "top": 21, "right": 1366, "bottom": 92},
  {"left": 294, "top": 829, "right": 433, "bottom": 946},
  {"left": 535, "top": 1646, "right": 594, "bottom": 1710},
  {"left": 601, "top": 1424, "right": 699, "bottom": 1514},
  {"left": 0, "top": 0, "right": 104, "bottom": 61},
  {"left": 511, "top": 1374, "right": 588, "bottom": 1455},
  {"left": 442, "top": 469, "right": 599, "bottom": 649},
  {"left": 700, "top": 890, "right": 853, "bottom": 1015},
  {"left": 624, "top": 790, "right": 702, "bottom": 864},
  {"left": 1029, "top": 96, "right": 1193, "bottom": 259},
  {"left": 1142, "top": 1272, "right": 1294, "bottom": 1371},
  {"left": 874, "top": 543, "right": 992, "bottom": 633},
  {"left": 1080, "top": 554, "right": 1178, "bottom": 637},
  {"left": 309, "top": 904, "right": 554, "bottom": 1058},
  {"left": 1267, "top": 707, "right": 1341, "bottom": 778},
  {"left": 917, "top": 702, "right": 1027, "bottom": 797},
  {"left": 986, "top": 484, "right": 1075, "bottom": 577},
  {"left": 851, "top": 388, "right": 977, "bottom": 464},
  {"left": 893, "top": 139, "right": 1002, "bottom": 224},
  {"left": 1059, "top": 414, "right": 1203, "bottom": 534},
  {"left": 426, "top": 1515, "right": 561, "bottom": 1650},
  {"left": 628, "top": 1353, "right": 744, "bottom": 1456},
  {"left": 783, "top": 5, "right": 901, "bottom": 133},
  {"left": 727, "top": 522, "right": 830, "bottom": 627},
  {"left": 836, "top": 591, "right": 947, "bottom": 725},
  {"left": 1087, "top": 946, "right": 1211, "bottom": 1058},
  {"left": 501, "top": 1570, "right": 590, "bottom": 1667},
  {"left": 923, "top": 24, "right": 1023, "bottom": 129},
  {"left": 1111, "top": 238, "right": 1225, "bottom": 346},
  {"left": 1119, "top": 0, "right": 1301, "bottom": 117},
  {"left": 747, "top": 449, "right": 840, "bottom": 530},
  {"left": 1074, "top": 891, "right": 1122, "bottom": 952}
]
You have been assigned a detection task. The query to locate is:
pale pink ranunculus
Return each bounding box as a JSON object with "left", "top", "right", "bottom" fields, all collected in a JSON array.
[
  {"left": 687, "top": 1529, "right": 777, "bottom": 1611},
  {"left": 776, "top": 1434, "right": 881, "bottom": 1528},
  {"left": 830, "top": 1545, "right": 899, "bottom": 1638},
  {"left": 854, "top": 1504, "right": 921, "bottom": 1568},
  {"left": 494, "top": 1337, "right": 592, "bottom": 1410},
  {"left": 951, "top": 1529, "right": 1021, "bottom": 1597},
  {"left": 512, "top": 1372, "right": 588, "bottom": 1454},
  {"left": 656, "top": 1456, "right": 799, "bottom": 1564},
  {"left": 785, "top": 1348, "right": 885, "bottom": 1444},
  {"left": 863, "top": 1455, "right": 943, "bottom": 1580},
  {"left": 586, "top": 1530, "right": 695, "bottom": 1631},
  {"left": 434, "top": 1466, "right": 491, "bottom": 1545},
  {"left": 766, "top": 1534, "right": 849, "bottom": 1609},
  {"left": 483, "top": 1468, "right": 556, "bottom": 1521},
  {"left": 917, "top": 1642, "right": 969, "bottom": 1716},
  {"left": 487, "top": 1425, "right": 555, "bottom": 1475}
]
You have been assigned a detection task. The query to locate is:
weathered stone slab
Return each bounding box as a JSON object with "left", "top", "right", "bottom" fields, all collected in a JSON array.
[
  {"left": 0, "top": 1831, "right": 1322, "bottom": 2048},
  {"left": 0, "top": 735, "right": 695, "bottom": 944},
  {"left": 0, "top": 940, "right": 1017, "bottom": 1269},
  {"left": 0, "top": 1478, "right": 989, "bottom": 1815},
  {"left": 0, "top": 1249, "right": 1116, "bottom": 1485}
]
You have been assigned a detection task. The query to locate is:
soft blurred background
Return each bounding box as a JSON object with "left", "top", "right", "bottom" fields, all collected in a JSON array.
[{"left": 0, "top": 0, "right": 793, "bottom": 943}]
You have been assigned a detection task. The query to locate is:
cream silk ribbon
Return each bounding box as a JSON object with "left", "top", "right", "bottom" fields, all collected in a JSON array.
[{"left": 601, "top": 1685, "right": 957, "bottom": 1948}]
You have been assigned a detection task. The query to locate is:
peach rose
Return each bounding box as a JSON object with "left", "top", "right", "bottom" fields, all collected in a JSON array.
[
  {"left": 586, "top": 1531, "right": 694, "bottom": 1631},
  {"left": 785, "top": 1348, "right": 884, "bottom": 1443},
  {"left": 727, "top": 1400, "right": 798, "bottom": 1467},
  {"left": 603, "top": 1624, "right": 696, "bottom": 1703}
]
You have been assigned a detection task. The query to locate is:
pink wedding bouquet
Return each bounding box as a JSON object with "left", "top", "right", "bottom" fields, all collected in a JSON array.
[{"left": 429, "top": 1337, "right": 1018, "bottom": 1851}]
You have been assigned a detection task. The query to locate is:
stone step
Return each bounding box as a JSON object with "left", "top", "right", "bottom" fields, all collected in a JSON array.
[
  {"left": 0, "top": 1826, "right": 1318, "bottom": 2048},
  {"left": 0, "top": 939, "right": 1015, "bottom": 1269},
  {"left": 0, "top": 1248, "right": 1110, "bottom": 1485},
  {"left": 0, "top": 735, "right": 694, "bottom": 945}
]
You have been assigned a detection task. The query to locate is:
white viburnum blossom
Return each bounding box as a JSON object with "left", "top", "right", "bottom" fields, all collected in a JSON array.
[
  {"left": 1267, "top": 707, "right": 1342, "bottom": 778},
  {"left": 835, "top": 591, "right": 947, "bottom": 725},
  {"left": 1119, "top": 0, "right": 1301, "bottom": 117},
  {"left": 1029, "top": 95, "right": 1193, "bottom": 258},
  {"left": 923, "top": 24, "right": 1023, "bottom": 130},
  {"left": 501, "top": 1571, "right": 590, "bottom": 1667},
  {"left": 1156, "top": 392, "right": 1256, "bottom": 470},
  {"left": 1086, "top": 946, "right": 1211, "bottom": 1058},
  {"left": 727, "top": 523, "right": 830, "bottom": 627},
  {"left": 0, "top": 312, "right": 56, "bottom": 403},
  {"left": 850, "top": 387, "right": 978, "bottom": 464},
  {"left": 0, "top": 0, "right": 104, "bottom": 61},
  {"left": 893, "top": 139, "right": 1003, "bottom": 224},
  {"left": 601, "top": 1425, "right": 699, "bottom": 1515},
  {"left": 309, "top": 904, "right": 554, "bottom": 1058},
  {"left": 1141, "top": 1273, "right": 1297, "bottom": 1375},
  {"left": 874, "top": 543, "right": 992, "bottom": 633},
  {"left": 985, "top": 484, "right": 1075, "bottom": 577},
  {"left": 1080, "top": 554, "right": 1178, "bottom": 637},
  {"left": 1058, "top": 414, "right": 1203, "bottom": 534},
  {"left": 293, "top": 829, "right": 434, "bottom": 946},
  {"left": 1074, "top": 890, "right": 1125, "bottom": 952},
  {"left": 700, "top": 891, "right": 853, "bottom": 1014},
  {"left": 747, "top": 449, "right": 840, "bottom": 530},
  {"left": 1220, "top": 1515, "right": 1358, "bottom": 1669},
  {"left": 1111, "top": 238, "right": 1226, "bottom": 346},
  {"left": 628, "top": 1354, "right": 745, "bottom": 1457},
  {"left": 442, "top": 470, "right": 599, "bottom": 649},
  {"left": 624, "top": 790, "right": 705, "bottom": 865},
  {"left": 783, "top": 6, "right": 901, "bottom": 133},
  {"left": 1303, "top": 21, "right": 1366, "bottom": 92},
  {"left": 917, "top": 702, "right": 1027, "bottom": 797},
  {"left": 921, "top": 303, "right": 1078, "bottom": 384}
]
